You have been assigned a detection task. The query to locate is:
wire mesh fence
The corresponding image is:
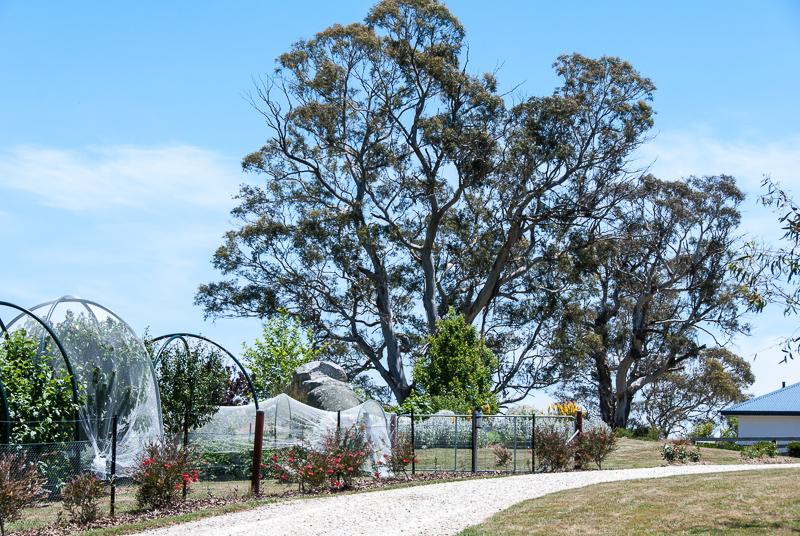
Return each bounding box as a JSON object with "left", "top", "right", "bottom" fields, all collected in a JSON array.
[{"left": 396, "top": 414, "right": 577, "bottom": 473}]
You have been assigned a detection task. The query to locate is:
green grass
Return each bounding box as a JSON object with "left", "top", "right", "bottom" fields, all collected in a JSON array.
[{"left": 458, "top": 468, "right": 800, "bottom": 535}]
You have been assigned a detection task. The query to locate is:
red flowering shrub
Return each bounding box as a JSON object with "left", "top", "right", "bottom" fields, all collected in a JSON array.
[
  {"left": 275, "top": 424, "right": 375, "bottom": 491},
  {"left": 534, "top": 423, "right": 577, "bottom": 472},
  {"left": 381, "top": 432, "right": 417, "bottom": 479},
  {"left": 575, "top": 427, "right": 618, "bottom": 470},
  {"left": 130, "top": 438, "right": 198, "bottom": 509}
]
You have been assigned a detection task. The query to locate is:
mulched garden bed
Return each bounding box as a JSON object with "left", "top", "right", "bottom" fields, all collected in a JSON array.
[{"left": 17, "top": 471, "right": 517, "bottom": 536}]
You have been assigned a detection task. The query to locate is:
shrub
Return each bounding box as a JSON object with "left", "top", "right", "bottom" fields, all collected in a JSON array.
[
  {"left": 575, "top": 427, "right": 618, "bottom": 470},
  {"left": 61, "top": 472, "right": 106, "bottom": 524},
  {"left": 380, "top": 432, "right": 416, "bottom": 479},
  {"left": 689, "top": 420, "right": 716, "bottom": 439},
  {"left": 616, "top": 427, "right": 634, "bottom": 439},
  {"left": 488, "top": 443, "right": 513, "bottom": 470},
  {"left": 741, "top": 441, "right": 779, "bottom": 459},
  {"left": 660, "top": 442, "right": 701, "bottom": 463},
  {"left": 130, "top": 438, "right": 198, "bottom": 509},
  {"left": 786, "top": 441, "right": 800, "bottom": 458},
  {"left": 274, "top": 424, "right": 376, "bottom": 491},
  {"left": 0, "top": 452, "right": 45, "bottom": 536},
  {"left": 534, "top": 423, "right": 577, "bottom": 472}
]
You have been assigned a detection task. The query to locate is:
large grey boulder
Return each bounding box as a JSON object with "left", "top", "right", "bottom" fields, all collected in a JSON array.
[
  {"left": 306, "top": 383, "right": 363, "bottom": 412},
  {"left": 291, "top": 360, "right": 362, "bottom": 411}
]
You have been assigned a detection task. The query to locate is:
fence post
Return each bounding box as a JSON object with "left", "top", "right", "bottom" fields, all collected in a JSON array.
[
  {"left": 410, "top": 409, "right": 415, "bottom": 476},
  {"left": 471, "top": 411, "right": 478, "bottom": 473},
  {"left": 575, "top": 410, "right": 583, "bottom": 434},
  {"left": 183, "top": 410, "right": 189, "bottom": 500},
  {"left": 513, "top": 416, "right": 517, "bottom": 473},
  {"left": 250, "top": 409, "right": 266, "bottom": 496},
  {"left": 337, "top": 410, "right": 341, "bottom": 435},
  {"left": 110, "top": 414, "right": 117, "bottom": 517},
  {"left": 454, "top": 416, "right": 458, "bottom": 472},
  {"left": 531, "top": 414, "right": 536, "bottom": 473}
]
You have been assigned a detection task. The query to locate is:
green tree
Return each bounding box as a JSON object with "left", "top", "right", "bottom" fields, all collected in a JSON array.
[
  {"left": 149, "top": 338, "right": 228, "bottom": 434},
  {"left": 732, "top": 177, "right": 800, "bottom": 361},
  {"left": 242, "top": 309, "right": 323, "bottom": 400},
  {"left": 196, "top": 0, "right": 656, "bottom": 405},
  {"left": 553, "top": 175, "right": 751, "bottom": 429},
  {"left": 412, "top": 310, "right": 498, "bottom": 414},
  {"left": 633, "top": 348, "right": 754, "bottom": 437},
  {"left": 0, "top": 330, "right": 83, "bottom": 443}
]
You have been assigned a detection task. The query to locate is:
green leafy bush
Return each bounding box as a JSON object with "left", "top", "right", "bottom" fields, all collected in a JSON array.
[
  {"left": 0, "top": 452, "right": 44, "bottom": 536},
  {"left": 786, "top": 441, "right": 800, "bottom": 458},
  {"left": 741, "top": 441, "right": 779, "bottom": 459},
  {"left": 413, "top": 310, "right": 498, "bottom": 415},
  {"left": 0, "top": 331, "right": 83, "bottom": 444},
  {"left": 61, "top": 472, "right": 106, "bottom": 524},
  {"left": 575, "top": 426, "right": 618, "bottom": 469},
  {"left": 690, "top": 420, "right": 716, "bottom": 438},
  {"left": 131, "top": 438, "right": 198, "bottom": 509},
  {"left": 534, "top": 423, "right": 577, "bottom": 472},
  {"left": 660, "top": 442, "right": 701, "bottom": 463}
]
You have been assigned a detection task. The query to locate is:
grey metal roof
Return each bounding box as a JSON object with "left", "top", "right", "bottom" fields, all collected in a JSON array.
[{"left": 721, "top": 381, "right": 800, "bottom": 416}]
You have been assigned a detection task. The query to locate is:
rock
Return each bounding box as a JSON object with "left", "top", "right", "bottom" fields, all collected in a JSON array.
[
  {"left": 306, "top": 383, "right": 363, "bottom": 411},
  {"left": 294, "top": 361, "right": 348, "bottom": 384},
  {"left": 289, "top": 360, "right": 362, "bottom": 411}
]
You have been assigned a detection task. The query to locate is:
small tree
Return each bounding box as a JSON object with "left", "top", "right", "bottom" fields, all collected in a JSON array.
[
  {"left": 149, "top": 339, "right": 228, "bottom": 434},
  {"left": 413, "top": 310, "right": 498, "bottom": 414},
  {"left": 0, "top": 330, "right": 83, "bottom": 444},
  {"left": 242, "top": 309, "right": 323, "bottom": 400}
]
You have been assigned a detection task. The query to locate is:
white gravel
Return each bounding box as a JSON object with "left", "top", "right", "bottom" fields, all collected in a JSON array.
[{"left": 136, "top": 463, "right": 800, "bottom": 536}]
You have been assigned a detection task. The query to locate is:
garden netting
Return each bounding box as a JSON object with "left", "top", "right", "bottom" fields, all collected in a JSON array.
[{"left": 3, "top": 297, "right": 162, "bottom": 478}]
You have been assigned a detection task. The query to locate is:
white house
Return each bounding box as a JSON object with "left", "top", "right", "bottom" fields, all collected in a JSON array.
[{"left": 721, "top": 381, "right": 800, "bottom": 440}]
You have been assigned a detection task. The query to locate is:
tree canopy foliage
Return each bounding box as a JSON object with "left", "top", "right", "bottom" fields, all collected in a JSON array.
[
  {"left": 148, "top": 338, "right": 229, "bottom": 434},
  {"left": 196, "top": 0, "right": 656, "bottom": 405},
  {"left": 241, "top": 309, "right": 323, "bottom": 400},
  {"left": 733, "top": 177, "right": 800, "bottom": 361},
  {"left": 409, "top": 309, "right": 498, "bottom": 414},
  {"left": 552, "top": 175, "right": 752, "bottom": 428}
]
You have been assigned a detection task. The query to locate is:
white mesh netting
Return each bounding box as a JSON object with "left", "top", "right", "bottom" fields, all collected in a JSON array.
[
  {"left": 8, "top": 296, "right": 162, "bottom": 476},
  {"left": 191, "top": 394, "right": 393, "bottom": 475}
]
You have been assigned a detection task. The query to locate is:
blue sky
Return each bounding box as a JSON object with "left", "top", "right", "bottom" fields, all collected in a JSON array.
[{"left": 1, "top": 1, "right": 799, "bottom": 409}]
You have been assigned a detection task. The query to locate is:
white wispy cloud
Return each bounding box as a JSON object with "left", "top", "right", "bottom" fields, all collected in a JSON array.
[{"left": 0, "top": 144, "right": 242, "bottom": 212}]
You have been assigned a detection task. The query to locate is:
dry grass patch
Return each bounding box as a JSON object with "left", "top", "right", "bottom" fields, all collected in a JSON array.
[{"left": 458, "top": 468, "right": 800, "bottom": 535}]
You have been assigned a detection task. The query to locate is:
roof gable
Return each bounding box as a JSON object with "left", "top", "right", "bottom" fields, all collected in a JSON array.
[{"left": 721, "top": 381, "right": 800, "bottom": 416}]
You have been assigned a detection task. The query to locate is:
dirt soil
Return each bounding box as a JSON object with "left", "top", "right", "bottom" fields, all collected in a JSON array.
[{"left": 18, "top": 471, "right": 513, "bottom": 536}]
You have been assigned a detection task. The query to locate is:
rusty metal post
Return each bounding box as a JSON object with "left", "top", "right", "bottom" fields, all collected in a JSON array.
[
  {"left": 250, "top": 410, "right": 266, "bottom": 495},
  {"left": 576, "top": 410, "right": 583, "bottom": 434}
]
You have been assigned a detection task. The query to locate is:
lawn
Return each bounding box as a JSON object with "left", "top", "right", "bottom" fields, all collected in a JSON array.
[{"left": 457, "top": 468, "right": 800, "bottom": 535}]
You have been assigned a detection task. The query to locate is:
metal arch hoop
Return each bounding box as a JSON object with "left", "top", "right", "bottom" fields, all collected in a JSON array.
[
  {"left": 0, "top": 301, "right": 82, "bottom": 442},
  {"left": 149, "top": 333, "right": 259, "bottom": 410}
]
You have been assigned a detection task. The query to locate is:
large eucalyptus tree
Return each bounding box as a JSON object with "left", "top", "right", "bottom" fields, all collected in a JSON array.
[{"left": 196, "top": 0, "right": 655, "bottom": 404}]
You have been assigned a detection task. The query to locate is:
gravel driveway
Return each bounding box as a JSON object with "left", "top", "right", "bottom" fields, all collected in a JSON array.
[{"left": 136, "top": 463, "right": 800, "bottom": 536}]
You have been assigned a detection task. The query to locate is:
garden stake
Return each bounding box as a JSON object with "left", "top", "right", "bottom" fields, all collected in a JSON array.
[
  {"left": 251, "top": 409, "right": 265, "bottom": 495},
  {"left": 411, "top": 409, "right": 415, "bottom": 475},
  {"left": 110, "top": 414, "right": 117, "bottom": 517},
  {"left": 337, "top": 410, "right": 341, "bottom": 434}
]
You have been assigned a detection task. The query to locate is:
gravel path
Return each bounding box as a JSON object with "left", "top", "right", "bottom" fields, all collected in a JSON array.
[{"left": 137, "top": 463, "right": 800, "bottom": 536}]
